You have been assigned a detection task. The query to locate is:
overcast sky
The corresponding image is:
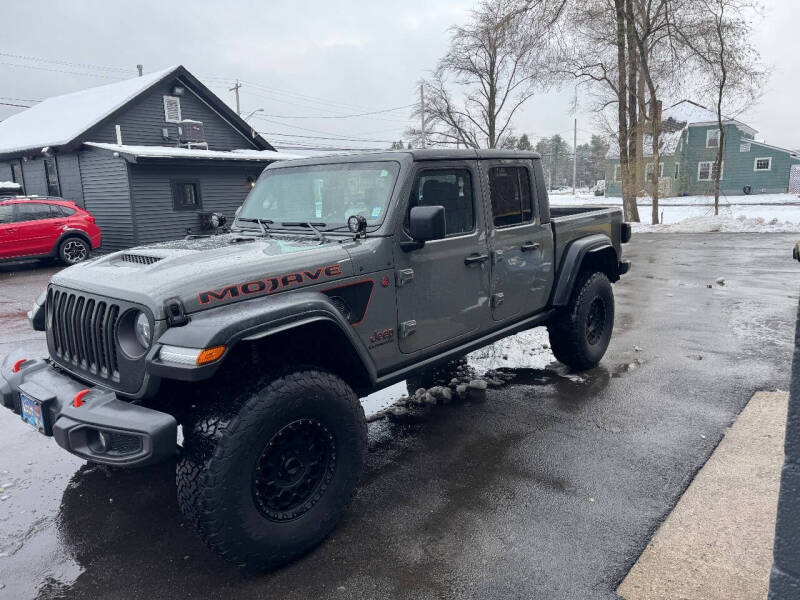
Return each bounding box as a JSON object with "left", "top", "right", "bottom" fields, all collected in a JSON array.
[{"left": 1, "top": 0, "right": 796, "bottom": 152}]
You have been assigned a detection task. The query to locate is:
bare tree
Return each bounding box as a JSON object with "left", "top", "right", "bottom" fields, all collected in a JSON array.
[
  {"left": 407, "top": 0, "right": 550, "bottom": 149},
  {"left": 670, "top": 0, "right": 766, "bottom": 214}
]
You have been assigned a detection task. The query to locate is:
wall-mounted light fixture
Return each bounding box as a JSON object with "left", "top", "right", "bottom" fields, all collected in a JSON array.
[
  {"left": 247, "top": 176, "right": 256, "bottom": 189},
  {"left": 172, "top": 85, "right": 186, "bottom": 96}
]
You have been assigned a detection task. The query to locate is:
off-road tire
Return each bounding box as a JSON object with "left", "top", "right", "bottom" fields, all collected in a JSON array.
[
  {"left": 548, "top": 271, "right": 614, "bottom": 370},
  {"left": 58, "top": 236, "right": 90, "bottom": 264},
  {"left": 176, "top": 369, "right": 366, "bottom": 570}
]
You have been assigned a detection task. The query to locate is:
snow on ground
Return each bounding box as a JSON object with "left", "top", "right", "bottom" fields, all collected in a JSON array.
[{"left": 550, "top": 191, "right": 800, "bottom": 232}]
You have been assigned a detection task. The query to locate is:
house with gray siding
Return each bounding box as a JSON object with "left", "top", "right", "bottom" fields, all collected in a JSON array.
[
  {"left": 605, "top": 100, "right": 800, "bottom": 197},
  {"left": 0, "top": 65, "right": 296, "bottom": 250}
]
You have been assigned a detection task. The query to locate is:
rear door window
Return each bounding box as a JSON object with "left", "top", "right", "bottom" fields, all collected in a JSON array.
[
  {"left": 488, "top": 166, "right": 534, "bottom": 227},
  {"left": 15, "top": 203, "right": 54, "bottom": 222},
  {"left": 0, "top": 205, "right": 14, "bottom": 224},
  {"left": 408, "top": 169, "right": 475, "bottom": 237}
]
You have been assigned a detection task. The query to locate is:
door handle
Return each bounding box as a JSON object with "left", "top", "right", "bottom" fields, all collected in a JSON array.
[
  {"left": 521, "top": 242, "right": 540, "bottom": 252},
  {"left": 464, "top": 253, "right": 489, "bottom": 266}
]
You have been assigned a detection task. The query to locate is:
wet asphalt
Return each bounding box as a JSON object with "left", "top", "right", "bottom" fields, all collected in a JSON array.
[{"left": 0, "top": 234, "right": 798, "bottom": 600}]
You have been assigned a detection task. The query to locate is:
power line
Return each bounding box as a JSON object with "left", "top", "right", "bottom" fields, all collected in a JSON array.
[
  {"left": 260, "top": 104, "right": 415, "bottom": 120},
  {"left": 0, "top": 61, "right": 125, "bottom": 80},
  {"left": 0, "top": 101, "right": 32, "bottom": 108},
  {"left": 0, "top": 52, "right": 133, "bottom": 73},
  {"left": 257, "top": 130, "right": 397, "bottom": 143}
]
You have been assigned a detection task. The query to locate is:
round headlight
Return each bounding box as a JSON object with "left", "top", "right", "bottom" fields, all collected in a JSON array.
[{"left": 134, "top": 312, "right": 151, "bottom": 348}]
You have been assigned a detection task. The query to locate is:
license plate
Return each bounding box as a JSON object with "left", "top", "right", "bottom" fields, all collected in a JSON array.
[{"left": 20, "top": 393, "right": 47, "bottom": 434}]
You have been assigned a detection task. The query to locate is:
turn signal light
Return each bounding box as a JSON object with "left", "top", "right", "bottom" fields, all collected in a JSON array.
[
  {"left": 12, "top": 359, "right": 27, "bottom": 373},
  {"left": 196, "top": 346, "right": 226, "bottom": 366}
]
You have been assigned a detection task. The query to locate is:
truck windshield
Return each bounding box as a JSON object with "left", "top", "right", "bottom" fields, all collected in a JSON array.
[{"left": 239, "top": 161, "right": 400, "bottom": 229}]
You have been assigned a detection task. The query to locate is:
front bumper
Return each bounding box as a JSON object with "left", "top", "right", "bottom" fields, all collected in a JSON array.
[{"left": 0, "top": 350, "right": 176, "bottom": 467}]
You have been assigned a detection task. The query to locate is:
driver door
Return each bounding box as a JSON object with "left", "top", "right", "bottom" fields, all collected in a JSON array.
[{"left": 394, "top": 161, "right": 492, "bottom": 354}]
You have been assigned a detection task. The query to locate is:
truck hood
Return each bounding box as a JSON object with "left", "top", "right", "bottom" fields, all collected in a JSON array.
[{"left": 51, "top": 233, "right": 355, "bottom": 319}]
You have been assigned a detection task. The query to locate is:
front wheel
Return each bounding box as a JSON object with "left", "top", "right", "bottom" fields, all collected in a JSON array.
[
  {"left": 547, "top": 271, "right": 615, "bottom": 370},
  {"left": 176, "top": 369, "right": 366, "bottom": 570}
]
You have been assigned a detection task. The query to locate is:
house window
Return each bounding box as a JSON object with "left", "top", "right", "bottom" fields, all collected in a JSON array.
[
  {"left": 10, "top": 160, "right": 24, "bottom": 194},
  {"left": 43, "top": 156, "right": 61, "bottom": 196},
  {"left": 163, "top": 95, "right": 182, "bottom": 123},
  {"left": 698, "top": 161, "right": 724, "bottom": 181},
  {"left": 754, "top": 157, "right": 772, "bottom": 171},
  {"left": 644, "top": 162, "right": 664, "bottom": 180},
  {"left": 488, "top": 166, "right": 534, "bottom": 227},
  {"left": 172, "top": 181, "right": 201, "bottom": 210},
  {"left": 706, "top": 129, "right": 721, "bottom": 148},
  {"left": 613, "top": 165, "right": 621, "bottom": 182},
  {"left": 674, "top": 162, "right": 680, "bottom": 179}
]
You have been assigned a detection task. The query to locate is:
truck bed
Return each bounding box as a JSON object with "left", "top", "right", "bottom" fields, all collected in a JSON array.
[{"left": 549, "top": 205, "right": 625, "bottom": 269}]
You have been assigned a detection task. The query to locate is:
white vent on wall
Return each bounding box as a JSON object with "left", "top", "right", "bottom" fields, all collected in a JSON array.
[
  {"left": 163, "top": 95, "right": 182, "bottom": 123},
  {"left": 740, "top": 143, "right": 751, "bottom": 153}
]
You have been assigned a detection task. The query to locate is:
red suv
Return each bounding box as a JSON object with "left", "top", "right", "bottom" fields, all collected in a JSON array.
[{"left": 0, "top": 198, "right": 102, "bottom": 265}]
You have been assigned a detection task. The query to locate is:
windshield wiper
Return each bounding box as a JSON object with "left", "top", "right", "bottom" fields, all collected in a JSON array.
[
  {"left": 236, "top": 217, "right": 273, "bottom": 235},
  {"left": 280, "top": 221, "right": 327, "bottom": 240}
]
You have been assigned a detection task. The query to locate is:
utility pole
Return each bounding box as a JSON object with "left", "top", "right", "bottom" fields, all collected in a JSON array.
[
  {"left": 419, "top": 83, "right": 426, "bottom": 148},
  {"left": 572, "top": 86, "right": 578, "bottom": 195},
  {"left": 136, "top": 64, "right": 143, "bottom": 77},
  {"left": 229, "top": 79, "right": 242, "bottom": 115}
]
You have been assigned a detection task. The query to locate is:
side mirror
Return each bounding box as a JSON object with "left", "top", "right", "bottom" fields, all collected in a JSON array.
[
  {"left": 409, "top": 205, "right": 446, "bottom": 242},
  {"left": 401, "top": 205, "right": 446, "bottom": 251}
]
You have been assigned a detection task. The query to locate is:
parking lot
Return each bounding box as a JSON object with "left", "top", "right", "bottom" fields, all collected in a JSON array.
[{"left": 0, "top": 233, "right": 798, "bottom": 599}]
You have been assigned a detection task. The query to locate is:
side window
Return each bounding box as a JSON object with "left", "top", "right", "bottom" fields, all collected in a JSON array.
[
  {"left": 488, "top": 166, "right": 534, "bottom": 227},
  {"left": 0, "top": 205, "right": 14, "bottom": 224},
  {"left": 409, "top": 169, "right": 474, "bottom": 237},
  {"left": 172, "top": 181, "right": 201, "bottom": 210},
  {"left": 56, "top": 205, "right": 76, "bottom": 217},
  {"left": 16, "top": 203, "right": 53, "bottom": 222}
]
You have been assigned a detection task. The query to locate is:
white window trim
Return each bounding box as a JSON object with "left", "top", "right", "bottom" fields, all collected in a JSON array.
[
  {"left": 613, "top": 165, "right": 621, "bottom": 182},
  {"left": 706, "top": 128, "right": 721, "bottom": 148},
  {"left": 163, "top": 95, "right": 182, "bottom": 123},
  {"left": 674, "top": 162, "right": 680, "bottom": 179},
  {"left": 698, "top": 160, "right": 724, "bottom": 181},
  {"left": 754, "top": 156, "right": 772, "bottom": 172},
  {"left": 645, "top": 162, "right": 665, "bottom": 179}
]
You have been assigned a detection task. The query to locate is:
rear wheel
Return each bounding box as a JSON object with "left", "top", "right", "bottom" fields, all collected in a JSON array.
[
  {"left": 58, "top": 236, "right": 90, "bottom": 264},
  {"left": 176, "top": 369, "right": 366, "bottom": 570},
  {"left": 548, "top": 271, "right": 614, "bottom": 370}
]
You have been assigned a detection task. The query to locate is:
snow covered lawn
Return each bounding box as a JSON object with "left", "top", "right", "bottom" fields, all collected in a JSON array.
[{"left": 550, "top": 191, "right": 800, "bottom": 232}]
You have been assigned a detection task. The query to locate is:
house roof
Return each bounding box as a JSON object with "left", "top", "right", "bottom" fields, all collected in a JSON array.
[
  {"left": 607, "top": 99, "right": 759, "bottom": 158},
  {"left": 84, "top": 142, "right": 301, "bottom": 163},
  {"left": 0, "top": 65, "right": 274, "bottom": 156}
]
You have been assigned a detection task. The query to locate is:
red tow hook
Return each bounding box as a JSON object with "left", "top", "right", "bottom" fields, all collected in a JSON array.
[
  {"left": 12, "top": 359, "right": 27, "bottom": 373},
  {"left": 73, "top": 389, "right": 90, "bottom": 408}
]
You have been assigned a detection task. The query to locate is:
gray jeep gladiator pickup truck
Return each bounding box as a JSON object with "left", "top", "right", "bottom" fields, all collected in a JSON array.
[{"left": 0, "top": 149, "right": 630, "bottom": 568}]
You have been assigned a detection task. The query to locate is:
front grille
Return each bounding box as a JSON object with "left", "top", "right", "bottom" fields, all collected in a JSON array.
[
  {"left": 121, "top": 253, "right": 162, "bottom": 265},
  {"left": 48, "top": 288, "right": 121, "bottom": 381}
]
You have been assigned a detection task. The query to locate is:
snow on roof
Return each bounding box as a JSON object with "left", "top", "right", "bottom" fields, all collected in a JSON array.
[
  {"left": 606, "top": 100, "right": 760, "bottom": 158},
  {"left": 84, "top": 142, "right": 301, "bottom": 162},
  {"left": 0, "top": 66, "right": 180, "bottom": 155}
]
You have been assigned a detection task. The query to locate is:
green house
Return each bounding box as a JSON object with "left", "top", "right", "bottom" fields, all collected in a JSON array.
[{"left": 605, "top": 100, "right": 800, "bottom": 197}]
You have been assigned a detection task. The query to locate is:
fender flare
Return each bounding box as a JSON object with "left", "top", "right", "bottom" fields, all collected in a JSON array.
[
  {"left": 52, "top": 229, "right": 92, "bottom": 255},
  {"left": 550, "top": 234, "right": 618, "bottom": 306},
  {"left": 150, "top": 291, "right": 377, "bottom": 386}
]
